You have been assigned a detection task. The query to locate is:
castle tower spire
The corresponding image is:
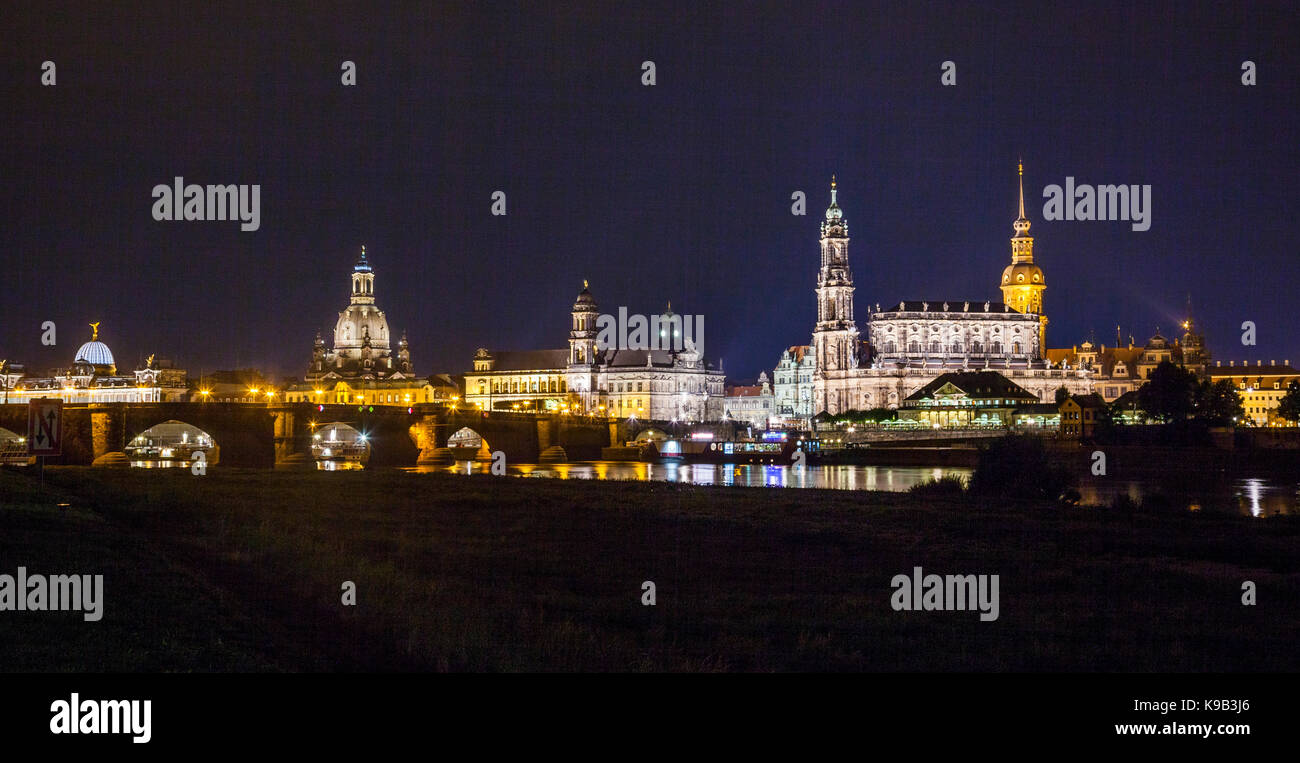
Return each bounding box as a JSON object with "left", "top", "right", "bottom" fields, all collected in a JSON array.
[{"left": 1000, "top": 159, "right": 1047, "bottom": 352}]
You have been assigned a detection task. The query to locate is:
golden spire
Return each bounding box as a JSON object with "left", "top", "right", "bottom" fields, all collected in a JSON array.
[
  {"left": 583, "top": 279, "right": 588, "bottom": 290},
  {"left": 1017, "top": 157, "right": 1025, "bottom": 219},
  {"left": 89, "top": 321, "right": 100, "bottom": 341}
]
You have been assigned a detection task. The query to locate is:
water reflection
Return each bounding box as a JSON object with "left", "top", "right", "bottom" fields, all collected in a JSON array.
[
  {"left": 1075, "top": 475, "right": 1295, "bottom": 517},
  {"left": 407, "top": 460, "right": 973, "bottom": 492},
  {"left": 398, "top": 460, "right": 1300, "bottom": 516}
]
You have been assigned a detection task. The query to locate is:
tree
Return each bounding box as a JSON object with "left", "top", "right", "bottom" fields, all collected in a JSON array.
[
  {"left": 1195, "top": 379, "right": 1245, "bottom": 426},
  {"left": 1054, "top": 385, "right": 1070, "bottom": 405},
  {"left": 1278, "top": 381, "right": 1300, "bottom": 424},
  {"left": 1136, "top": 361, "right": 1199, "bottom": 423}
]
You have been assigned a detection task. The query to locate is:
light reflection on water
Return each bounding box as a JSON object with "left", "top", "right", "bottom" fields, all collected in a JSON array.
[
  {"left": 404, "top": 461, "right": 1297, "bottom": 516},
  {"left": 408, "top": 460, "right": 971, "bottom": 492},
  {"left": 1076, "top": 476, "right": 1296, "bottom": 517}
]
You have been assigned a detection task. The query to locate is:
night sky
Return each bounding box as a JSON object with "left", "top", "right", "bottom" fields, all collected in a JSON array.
[{"left": 3, "top": 1, "right": 1297, "bottom": 383}]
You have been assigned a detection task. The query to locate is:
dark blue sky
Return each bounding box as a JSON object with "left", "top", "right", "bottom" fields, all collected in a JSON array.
[{"left": 3, "top": 1, "right": 1297, "bottom": 383}]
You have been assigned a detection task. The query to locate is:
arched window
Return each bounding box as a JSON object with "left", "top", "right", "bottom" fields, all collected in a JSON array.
[
  {"left": 930, "top": 341, "right": 941, "bottom": 354},
  {"left": 991, "top": 342, "right": 1002, "bottom": 354},
  {"left": 908, "top": 341, "right": 919, "bottom": 353},
  {"left": 1012, "top": 342, "right": 1021, "bottom": 354},
  {"left": 972, "top": 340, "right": 983, "bottom": 353}
]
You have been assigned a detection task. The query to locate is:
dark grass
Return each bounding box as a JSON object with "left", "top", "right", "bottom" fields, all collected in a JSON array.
[{"left": 1, "top": 466, "right": 1297, "bottom": 672}]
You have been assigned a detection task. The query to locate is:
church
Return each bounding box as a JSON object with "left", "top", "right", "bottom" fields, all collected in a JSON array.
[
  {"left": 811, "top": 164, "right": 1094, "bottom": 415},
  {"left": 283, "top": 248, "right": 451, "bottom": 406}
]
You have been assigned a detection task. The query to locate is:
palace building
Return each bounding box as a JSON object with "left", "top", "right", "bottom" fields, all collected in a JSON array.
[
  {"left": 0, "top": 323, "right": 188, "bottom": 404},
  {"left": 463, "top": 283, "right": 725, "bottom": 421},
  {"left": 810, "top": 165, "right": 1093, "bottom": 415},
  {"left": 282, "top": 248, "right": 448, "bottom": 406}
]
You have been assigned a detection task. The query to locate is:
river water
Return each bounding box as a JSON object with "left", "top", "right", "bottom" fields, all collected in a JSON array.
[{"left": 404, "top": 460, "right": 1298, "bottom": 516}]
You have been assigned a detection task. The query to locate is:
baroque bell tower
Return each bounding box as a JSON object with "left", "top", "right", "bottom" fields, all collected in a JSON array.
[
  {"left": 1000, "top": 160, "right": 1048, "bottom": 351},
  {"left": 813, "top": 177, "right": 859, "bottom": 373}
]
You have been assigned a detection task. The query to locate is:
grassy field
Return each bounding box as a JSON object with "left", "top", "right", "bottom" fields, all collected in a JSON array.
[{"left": 1, "top": 466, "right": 1297, "bottom": 672}]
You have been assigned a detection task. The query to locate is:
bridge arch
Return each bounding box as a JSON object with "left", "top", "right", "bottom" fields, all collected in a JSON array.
[
  {"left": 125, "top": 419, "right": 220, "bottom": 467},
  {"left": 311, "top": 422, "right": 370, "bottom": 468}
]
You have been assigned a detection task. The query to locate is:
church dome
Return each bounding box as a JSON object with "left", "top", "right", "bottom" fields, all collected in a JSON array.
[
  {"left": 573, "top": 281, "right": 597, "bottom": 311},
  {"left": 1001, "top": 263, "right": 1045, "bottom": 285},
  {"left": 75, "top": 340, "right": 114, "bottom": 367},
  {"left": 334, "top": 304, "right": 391, "bottom": 351}
]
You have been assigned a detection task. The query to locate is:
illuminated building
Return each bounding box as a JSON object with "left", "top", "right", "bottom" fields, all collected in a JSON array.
[
  {"left": 723, "top": 372, "right": 775, "bottom": 428},
  {"left": 1059, "top": 393, "right": 1107, "bottom": 438},
  {"left": 896, "top": 371, "right": 1038, "bottom": 428},
  {"left": 810, "top": 167, "right": 1093, "bottom": 416},
  {"left": 773, "top": 345, "right": 816, "bottom": 425},
  {"left": 283, "top": 248, "right": 450, "bottom": 406},
  {"left": 1048, "top": 311, "right": 1212, "bottom": 402},
  {"left": 464, "top": 283, "right": 725, "bottom": 420},
  {"left": 1208, "top": 360, "right": 1299, "bottom": 427},
  {"left": 1, "top": 324, "right": 188, "bottom": 404}
]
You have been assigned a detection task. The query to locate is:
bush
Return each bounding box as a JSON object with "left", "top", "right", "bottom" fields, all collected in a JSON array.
[
  {"left": 967, "top": 435, "right": 1076, "bottom": 503},
  {"left": 908, "top": 474, "right": 968, "bottom": 499}
]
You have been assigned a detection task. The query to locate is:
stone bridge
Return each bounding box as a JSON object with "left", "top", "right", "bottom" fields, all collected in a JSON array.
[{"left": 0, "top": 402, "right": 614, "bottom": 468}]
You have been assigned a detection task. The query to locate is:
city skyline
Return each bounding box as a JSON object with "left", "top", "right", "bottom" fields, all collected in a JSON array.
[{"left": 3, "top": 2, "right": 1297, "bottom": 382}]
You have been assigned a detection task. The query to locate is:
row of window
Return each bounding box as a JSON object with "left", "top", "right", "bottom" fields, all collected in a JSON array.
[{"left": 881, "top": 341, "right": 1024, "bottom": 354}]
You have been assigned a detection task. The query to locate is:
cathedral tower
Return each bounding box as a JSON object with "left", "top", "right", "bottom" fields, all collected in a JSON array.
[
  {"left": 1000, "top": 161, "right": 1047, "bottom": 351},
  {"left": 813, "top": 177, "right": 860, "bottom": 373},
  {"left": 568, "top": 280, "right": 599, "bottom": 366}
]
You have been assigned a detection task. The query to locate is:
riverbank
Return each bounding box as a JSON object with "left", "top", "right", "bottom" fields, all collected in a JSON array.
[{"left": 1, "top": 466, "right": 1296, "bottom": 671}]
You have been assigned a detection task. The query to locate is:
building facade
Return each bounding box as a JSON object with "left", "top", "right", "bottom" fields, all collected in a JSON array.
[
  {"left": 1047, "top": 316, "right": 1212, "bottom": 402},
  {"left": 724, "top": 372, "right": 775, "bottom": 428},
  {"left": 1208, "top": 360, "right": 1299, "bottom": 427},
  {"left": 773, "top": 345, "right": 816, "bottom": 425},
  {"left": 464, "top": 284, "right": 725, "bottom": 421},
  {"left": 1, "top": 325, "right": 188, "bottom": 405},
  {"left": 810, "top": 167, "right": 1093, "bottom": 416}
]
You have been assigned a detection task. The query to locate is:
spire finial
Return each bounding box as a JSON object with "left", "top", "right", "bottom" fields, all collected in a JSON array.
[
  {"left": 89, "top": 321, "right": 100, "bottom": 341},
  {"left": 583, "top": 279, "right": 588, "bottom": 290},
  {"left": 1017, "top": 157, "right": 1026, "bottom": 219}
]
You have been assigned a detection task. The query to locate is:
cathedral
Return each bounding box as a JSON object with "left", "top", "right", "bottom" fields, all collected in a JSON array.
[
  {"left": 284, "top": 248, "right": 450, "bottom": 406},
  {"left": 811, "top": 164, "right": 1094, "bottom": 415}
]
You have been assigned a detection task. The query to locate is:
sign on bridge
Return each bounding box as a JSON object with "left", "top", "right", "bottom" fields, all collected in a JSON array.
[{"left": 27, "top": 398, "right": 63, "bottom": 456}]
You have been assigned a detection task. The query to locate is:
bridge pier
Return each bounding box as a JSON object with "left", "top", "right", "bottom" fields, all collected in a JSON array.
[
  {"left": 537, "top": 417, "right": 566, "bottom": 462},
  {"left": 415, "top": 414, "right": 453, "bottom": 465},
  {"left": 90, "top": 406, "right": 130, "bottom": 467},
  {"left": 272, "top": 407, "right": 314, "bottom": 469}
]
